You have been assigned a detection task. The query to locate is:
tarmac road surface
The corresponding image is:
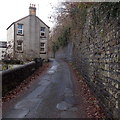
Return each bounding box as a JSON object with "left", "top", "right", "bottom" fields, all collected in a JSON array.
[{"left": 3, "top": 59, "right": 84, "bottom": 118}]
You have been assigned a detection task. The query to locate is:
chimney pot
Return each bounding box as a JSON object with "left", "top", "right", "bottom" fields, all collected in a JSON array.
[{"left": 29, "top": 4, "right": 36, "bottom": 16}]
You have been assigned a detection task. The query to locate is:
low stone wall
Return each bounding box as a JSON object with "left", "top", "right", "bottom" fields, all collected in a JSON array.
[{"left": 2, "top": 60, "right": 42, "bottom": 97}]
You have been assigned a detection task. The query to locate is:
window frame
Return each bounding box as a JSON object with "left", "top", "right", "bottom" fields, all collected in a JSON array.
[
  {"left": 40, "top": 47, "right": 45, "bottom": 52},
  {"left": 40, "top": 27, "right": 45, "bottom": 32},
  {"left": 40, "top": 42, "right": 45, "bottom": 47},
  {"left": 16, "top": 40, "right": 23, "bottom": 52},
  {"left": 40, "top": 27, "right": 45, "bottom": 37},
  {"left": 17, "top": 24, "right": 24, "bottom": 35},
  {"left": 40, "top": 42, "right": 45, "bottom": 52}
]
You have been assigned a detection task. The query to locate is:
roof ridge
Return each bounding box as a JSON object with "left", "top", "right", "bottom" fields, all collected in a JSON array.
[{"left": 7, "top": 15, "right": 50, "bottom": 30}]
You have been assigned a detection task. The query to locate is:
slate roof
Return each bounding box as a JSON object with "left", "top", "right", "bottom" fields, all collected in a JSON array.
[{"left": 7, "top": 15, "right": 50, "bottom": 30}]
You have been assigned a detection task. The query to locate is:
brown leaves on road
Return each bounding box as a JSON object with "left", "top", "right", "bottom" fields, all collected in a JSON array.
[
  {"left": 67, "top": 62, "right": 105, "bottom": 118},
  {"left": 2, "top": 63, "right": 49, "bottom": 102}
]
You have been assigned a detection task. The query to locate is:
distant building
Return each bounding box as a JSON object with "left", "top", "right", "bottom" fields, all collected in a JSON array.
[
  {"left": 0, "top": 41, "right": 7, "bottom": 60},
  {"left": 7, "top": 4, "right": 49, "bottom": 61}
]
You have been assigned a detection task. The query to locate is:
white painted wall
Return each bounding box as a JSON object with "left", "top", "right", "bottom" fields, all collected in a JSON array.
[{"left": 7, "top": 24, "right": 14, "bottom": 58}]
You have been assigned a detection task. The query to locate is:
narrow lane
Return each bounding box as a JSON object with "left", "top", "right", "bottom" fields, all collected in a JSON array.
[{"left": 3, "top": 59, "right": 81, "bottom": 118}]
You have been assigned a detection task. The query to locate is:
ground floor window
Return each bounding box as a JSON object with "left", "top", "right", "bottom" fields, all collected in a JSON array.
[
  {"left": 40, "top": 42, "right": 45, "bottom": 52},
  {"left": 16, "top": 41, "right": 23, "bottom": 52},
  {"left": 40, "top": 43, "right": 45, "bottom": 47},
  {"left": 40, "top": 48, "right": 44, "bottom": 51}
]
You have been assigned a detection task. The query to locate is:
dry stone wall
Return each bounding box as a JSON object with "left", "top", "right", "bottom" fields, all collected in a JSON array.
[{"left": 72, "top": 5, "right": 120, "bottom": 118}]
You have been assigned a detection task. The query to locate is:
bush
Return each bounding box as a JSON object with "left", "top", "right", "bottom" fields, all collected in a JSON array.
[{"left": 2, "top": 59, "right": 23, "bottom": 64}]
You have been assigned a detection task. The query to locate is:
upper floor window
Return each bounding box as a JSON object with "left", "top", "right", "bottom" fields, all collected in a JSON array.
[
  {"left": 17, "top": 24, "right": 23, "bottom": 34},
  {"left": 40, "top": 27, "right": 45, "bottom": 37},
  {"left": 40, "top": 27, "right": 45, "bottom": 32}
]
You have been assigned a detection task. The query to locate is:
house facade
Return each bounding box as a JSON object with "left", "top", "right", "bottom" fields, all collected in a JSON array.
[
  {"left": 7, "top": 4, "right": 49, "bottom": 61},
  {"left": 0, "top": 41, "right": 7, "bottom": 60}
]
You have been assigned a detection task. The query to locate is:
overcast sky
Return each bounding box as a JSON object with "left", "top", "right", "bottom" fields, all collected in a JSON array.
[
  {"left": 0, "top": 0, "right": 63, "bottom": 41},
  {"left": 0, "top": 0, "right": 115, "bottom": 41}
]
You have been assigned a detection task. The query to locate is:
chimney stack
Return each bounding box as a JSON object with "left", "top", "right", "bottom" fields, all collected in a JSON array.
[{"left": 29, "top": 4, "right": 36, "bottom": 16}]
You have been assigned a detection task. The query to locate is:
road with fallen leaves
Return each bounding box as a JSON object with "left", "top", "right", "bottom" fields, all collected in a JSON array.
[{"left": 3, "top": 59, "right": 105, "bottom": 118}]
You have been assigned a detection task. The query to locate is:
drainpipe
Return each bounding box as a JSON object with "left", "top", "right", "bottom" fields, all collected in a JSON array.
[{"left": 13, "top": 23, "right": 15, "bottom": 59}]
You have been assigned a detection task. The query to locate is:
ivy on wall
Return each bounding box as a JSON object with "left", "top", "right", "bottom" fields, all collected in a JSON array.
[{"left": 52, "top": 27, "right": 70, "bottom": 54}]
